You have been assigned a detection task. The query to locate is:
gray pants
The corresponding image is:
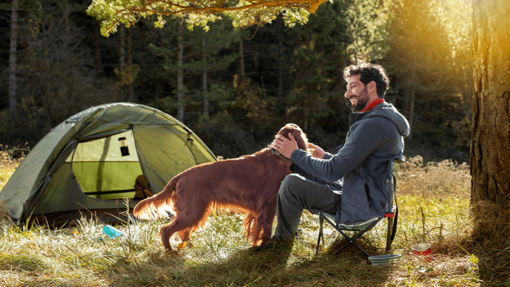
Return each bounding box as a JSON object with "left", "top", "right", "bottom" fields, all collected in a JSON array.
[{"left": 274, "top": 174, "right": 342, "bottom": 239}]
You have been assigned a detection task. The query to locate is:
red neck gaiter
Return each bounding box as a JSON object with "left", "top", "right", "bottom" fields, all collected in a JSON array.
[{"left": 362, "top": 98, "right": 385, "bottom": 113}]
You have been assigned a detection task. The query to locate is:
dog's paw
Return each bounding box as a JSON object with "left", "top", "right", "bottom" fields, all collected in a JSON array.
[{"left": 176, "top": 241, "right": 193, "bottom": 251}]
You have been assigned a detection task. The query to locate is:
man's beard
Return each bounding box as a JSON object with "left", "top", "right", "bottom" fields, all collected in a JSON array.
[{"left": 352, "top": 87, "right": 369, "bottom": 112}]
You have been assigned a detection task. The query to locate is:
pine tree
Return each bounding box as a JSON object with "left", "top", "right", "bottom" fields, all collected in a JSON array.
[
  {"left": 385, "top": 0, "right": 471, "bottom": 146},
  {"left": 285, "top": 1, "right": 388, "bottom": 145},
  {"left": 9, "top": 0, "right": 116, "bottom": 139},
  {"left": 149, "top": 18, "right": 239, "bottom": 123},
  {"left": 8, "top": 0, "right": 19, "bottom": 115}
]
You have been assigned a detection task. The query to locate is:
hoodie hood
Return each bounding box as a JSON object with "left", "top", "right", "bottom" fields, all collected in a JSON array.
[{"left": 353, "top": 101, "right": 410, "bottom": 137}]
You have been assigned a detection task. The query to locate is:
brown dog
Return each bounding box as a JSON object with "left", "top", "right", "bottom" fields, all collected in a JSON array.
[{"left": 133, "top": 124, "right": 309, "bottom": 251}]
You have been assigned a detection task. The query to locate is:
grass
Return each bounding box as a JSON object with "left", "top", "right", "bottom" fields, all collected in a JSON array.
[
  {"left": 0, "top": 155, "right": 483, "bottom": 286},
  {"left": 0, "top": 165, "right": 16, "bottom": 193},
  {"left": 0, "top": 145, "right": 26, "bottom": 192}
]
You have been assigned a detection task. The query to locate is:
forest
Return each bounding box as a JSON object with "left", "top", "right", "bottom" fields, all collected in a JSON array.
[{"left": 1, "top": 0, "right": 473, "bottom": 162}]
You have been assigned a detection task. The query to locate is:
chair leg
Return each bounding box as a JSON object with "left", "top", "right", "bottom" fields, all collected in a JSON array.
[
  {"left": 385, "top": 217, "right": 394, "bottom": 251},
  {"left": 386, "top": 207, "right": 399, "bottom": 251},
  {"left": 320, "top": 216, "right": 325, "bottom": 249},
  {"left": 317, "top": 214, "right": 384, "bottom": 259},
  {"left": 316, "top": 214, "right": 324, "bottom": 255},
  {"left": 333, "top": 229, "right": 371, "bottom": 257}
]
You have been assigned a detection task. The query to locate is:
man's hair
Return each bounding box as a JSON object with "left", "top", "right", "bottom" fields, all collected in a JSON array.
[{"left": 343, "top": 63, "right": 389, "bottom": 98}]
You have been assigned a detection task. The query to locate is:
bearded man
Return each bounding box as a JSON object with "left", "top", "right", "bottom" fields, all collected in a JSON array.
[{"left": 255, "top": 63, "right": 410, "bottom": 250}]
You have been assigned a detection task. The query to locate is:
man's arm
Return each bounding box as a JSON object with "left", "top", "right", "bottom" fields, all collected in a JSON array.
[
  {"left": 274, "top": 121, "right": 387, "bottom": 183},
  {"left": 322, "top": 152, "right": 334, "bottom": 160}
]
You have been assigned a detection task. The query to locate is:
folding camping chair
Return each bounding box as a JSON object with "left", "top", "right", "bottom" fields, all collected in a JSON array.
[{"left": 314, "top": 160, "right": 402, "bottom": 259}]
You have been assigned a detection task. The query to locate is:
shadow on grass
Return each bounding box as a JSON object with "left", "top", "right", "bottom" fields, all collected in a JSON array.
[
  {"left": 99, "top": 237, "right": 395, "bottom": 286},
  {"left": 466, "top": 239, "right": 510, "bottom": 286},
  {"left": 477, "top": 256, "right": 510, "bottom": 287},
  {"left": 164, "top": 238, "right": 394, "bottom": 286}
]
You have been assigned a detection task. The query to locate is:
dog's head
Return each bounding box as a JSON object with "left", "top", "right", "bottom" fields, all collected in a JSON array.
[{"left": 276, "top": 123, "right": 309, "bottom": 152}]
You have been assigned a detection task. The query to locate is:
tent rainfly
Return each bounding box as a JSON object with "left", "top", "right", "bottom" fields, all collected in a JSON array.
[{"left": 0, "top": 103, "right": 216, "bottom": 226}]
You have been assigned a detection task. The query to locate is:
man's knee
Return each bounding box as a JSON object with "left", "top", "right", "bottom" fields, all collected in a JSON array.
[
  {"left": 281, "top": 173, "right": 305, "bottom": 187},
  {"left": 279, "top": 174, "right": 306, "bottom": 198}
]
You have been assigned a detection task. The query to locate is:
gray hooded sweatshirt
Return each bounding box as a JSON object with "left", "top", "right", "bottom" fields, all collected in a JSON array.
[{"left": 290, "top": 101, "right": 410, "bottom": 224}]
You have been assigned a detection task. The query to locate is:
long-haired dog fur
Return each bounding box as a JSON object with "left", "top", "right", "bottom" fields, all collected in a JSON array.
[{"left": 133, "top": 124, "right": 309, "bottom": 251}]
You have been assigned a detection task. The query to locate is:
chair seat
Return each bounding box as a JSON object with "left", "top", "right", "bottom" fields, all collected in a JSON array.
[
  {"left": 340, "top": 217, "right": 380, "bottom": 230},
  {"left": 316, "top": 205, "right": 396, "bottom": 231},
  {"left": 318, "top": 211, "right": 379, "bottom": 231}
]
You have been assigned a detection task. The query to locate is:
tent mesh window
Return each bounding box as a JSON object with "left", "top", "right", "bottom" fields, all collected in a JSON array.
[{"left": 66, "top": 130, "right": 142, "bottom": 200}]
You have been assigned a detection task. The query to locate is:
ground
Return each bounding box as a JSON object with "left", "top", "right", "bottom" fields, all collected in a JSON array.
[{"left": 0, "top": 156, "right": 490, "bottom": 286}]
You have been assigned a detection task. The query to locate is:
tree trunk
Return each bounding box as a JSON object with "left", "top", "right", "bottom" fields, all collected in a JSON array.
[
  {"left": 95, "top": 22, "right": 104, "bottom": 78},
  {"left": 177, "top": 27, "right": 184, "bottom": 123},
  {"left": 127, "top": 27, "right": 134, "bottom": 102},
  {"left": 119, "top": 24, "right": 126, "bottom": 100},
  {"left": 63, "top": 2, "right": 71, "bottom": 46},
  {"left": 202, "top": 37, "right": 209, "bottom": 117},
  {"left": 408, "top": 89, "right": 415, "bottom": 139},
  {"left": 9, "top": 0, "right": 18, "bottom": 115},
  {"left": 239, "top": 36, "right": 245, "bottom": 84},
  {"left": 406, "top": 68, "right": 416, "bottom": 139},
  {"left": 260, "top": 67, "right": 266, "bottom": 98},
  {"left": 470, "top": 0, "right": 510, "bottom": 243},
  {"left": 304, "top": 103, "right": 308, "bottom": 131}
]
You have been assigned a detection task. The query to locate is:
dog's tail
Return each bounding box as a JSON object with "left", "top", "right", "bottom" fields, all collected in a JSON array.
[{"left": 133, "top": 177, "right": 178, "bottom": 220}]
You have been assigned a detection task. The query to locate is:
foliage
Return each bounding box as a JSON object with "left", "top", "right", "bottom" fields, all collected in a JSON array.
[
  {"left": 86, "top": 0, "right": 328, "bottom": 37},
  {"left": 195, "top": 111, "right": 258, "bottom": 157},
  {"left": 341, "top": 0, "right": 390, "bottom": 63},
  {"left": 281, "top": 0, "right": 388, "bottom": 144},
  {"left": 115, "top": 64, "right": 141, "bottom": 88},
  {"left": 193, "top": 81, "right": 277, "bottom": 157},
  {"left": 148, "top": 18, "right": 240, "bottom": 77},
  {"left": 286, "top": 2, "right": 351, "bottom": 133},
  {"left": 0, "top": 156, "right": 484, "bottom": 286},
  {"left": 384, "top": 0, "right": 472, "bottom": 151},
  {"left": 147, "top": 17, "right": 240, "bottom": 119},
  {"left": 0, "top": 0, "right": 117, "bottom": 141},
  {"left": 0, "top": 0, "right": 473, "bottom": 163}
]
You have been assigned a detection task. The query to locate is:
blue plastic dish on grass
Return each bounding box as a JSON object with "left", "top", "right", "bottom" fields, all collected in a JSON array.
[{"left": 103, "top": 225, "right": 124, "bottom": 239}]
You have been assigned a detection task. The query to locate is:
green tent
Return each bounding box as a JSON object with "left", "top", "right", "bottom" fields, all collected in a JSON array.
[{"left": 0, "top": 103, "right": 216, "bottom": 226}]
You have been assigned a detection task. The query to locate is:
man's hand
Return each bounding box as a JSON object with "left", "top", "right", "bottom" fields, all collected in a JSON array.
[
  {"left": 271, "top": 134, "right": 298, "bottom": 159},
  {"left": 308, "top": 142, "right": 325, "bottom": 159}
]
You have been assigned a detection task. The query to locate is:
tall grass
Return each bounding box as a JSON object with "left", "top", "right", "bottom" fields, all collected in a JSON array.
[
  {"left": 0, "top": 165, "right": 16, "bottom": 194},
  {"left": 0, "top": 145, "right": 27, "bottom": 192},
  {"left": 0, "top": 156, "right": 480, "bottom": 286}
]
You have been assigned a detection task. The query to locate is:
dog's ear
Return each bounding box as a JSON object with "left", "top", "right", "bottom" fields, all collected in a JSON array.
[
  {"left": 277, "top": 124, "right": 308, "bottom": 151},
  {"left": 289, "top": 129, "right": 308, "bottom": 151}
]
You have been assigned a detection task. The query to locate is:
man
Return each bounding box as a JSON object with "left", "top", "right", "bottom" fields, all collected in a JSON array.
[{"left": 259, "top": 63, "right": 410, "bottom": 249}]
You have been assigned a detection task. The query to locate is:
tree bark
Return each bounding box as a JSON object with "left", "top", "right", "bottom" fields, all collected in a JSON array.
[
  {"left": 119, "top": 24, "right": 126, "bottom": 100},
  {"left": 408, "top": 89, "right": 415, "bottom": 139},
  {"left": 95, "top": 22, "right": 104, "bottom": 78},
  {"left": 9, "top": 0, "right": 18, "bottom": 115},
  {"left": 127, "top": 27, "right": 135, "bottom": 102},
  {"left": 202, "top": 37, "right": 209, "bottom": 117},
  {"left": 239, "top": 36, "right": 245, "bottom": 84},
  {"left": 260, "top": 67, "right": 266, "bottom": 98},
  {"left": 63, "top": 2, "right": 71, "bottom": 46},
  {"left": 177, "top": 27, "right": 184, "bottom": 123},
  {"left": 470, "top": 0, "right": 510, "bottom": 243}
]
